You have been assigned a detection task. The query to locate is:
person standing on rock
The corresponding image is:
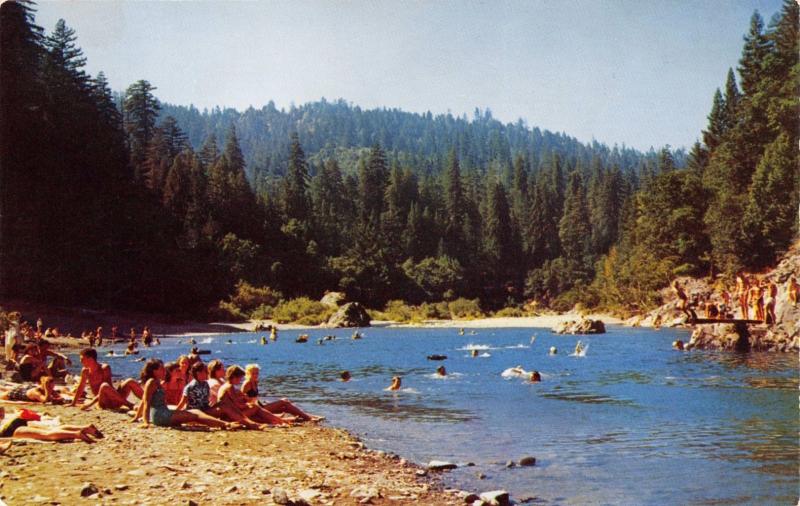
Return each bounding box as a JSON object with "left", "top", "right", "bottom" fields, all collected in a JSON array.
[
  {"left": 787, "top": 275, "right": 799, "bottom": 307},
  {"left": 763, "top": 280, "right": 777, "bottom": 325},
  {"left": 750, "top": 280, "right": 764, "bottom": 322},
  {"left": 735, "top": 273, "right": 750, "bottom": 319},
  {"left": 672, "top": 280, "right": 696, "bottom": 321}
]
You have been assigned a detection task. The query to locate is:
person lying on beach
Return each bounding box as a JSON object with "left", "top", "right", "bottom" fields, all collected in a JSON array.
[
  {"left": 70, "top": 348, "right": 143, "bottom": 411},
  {"left": 386, "top": 376, "right": 402, "bottom": 391},
  {"left": 177, "top": 362, "right": 268, "bottom": 430},
  {"left": 133, "top": 359, "right": 239, "bottom": 430},
  {"left": 216, "top": 366, "right": 290, "bottom": 426},
  {"left": 0, "top": 406, "right": 103, "bottom": 443},
  {"left": 241, "top": 364, "right": 322, "bottom": 422},
  {"left": 162, "top": 361, "right": 186, "bottom": 406},
  {"left": 0, "top": 376, "right": 67, "bottom": 404}
]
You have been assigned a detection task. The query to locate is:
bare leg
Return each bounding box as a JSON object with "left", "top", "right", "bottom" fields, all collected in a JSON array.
[
  {"left": 13, "top": 426, "right": 93, "bottom": 443},
  {"left": 169, "top": 409, "right": 233, "bottom": 429},
  {"left": 96, "top": 383, "right": 133, "bottom": 410},
  {"left": 262, "top": 399, "right": 314, "bottom": 421},
  {"left": 118, "top": 379, "right": 143, "bottom": 400},
  {"left": 242, "top": 404, "right": 290, "bottom": 426},
  {"left": 203, "top": 406, "right": 263, "bottom": 430}
]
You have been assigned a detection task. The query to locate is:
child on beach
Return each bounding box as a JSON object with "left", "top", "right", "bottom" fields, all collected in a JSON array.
[
  {"left": 0, "top": 376, "right": 66, "bottom": 404},
  {"left": 162, "top": 362, "right": 186, "bottom": 406},
  {"left": 240, "top": 364, "right": 320, "bottom": 422},
  {"left": 217, "top": 366, "right": 290, "bottom": 426}
]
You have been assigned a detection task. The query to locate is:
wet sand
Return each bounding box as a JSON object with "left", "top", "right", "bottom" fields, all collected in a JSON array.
[{"left": 0, "top": 402, "right": 459, "bottom": 505}]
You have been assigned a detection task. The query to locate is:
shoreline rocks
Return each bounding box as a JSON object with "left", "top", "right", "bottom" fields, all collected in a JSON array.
[
  {"left": 325, "top": 302, "right": 371, "bottom": 328},
  {"left": 552, "top": 317, "right": 605, "bottom": 335}
]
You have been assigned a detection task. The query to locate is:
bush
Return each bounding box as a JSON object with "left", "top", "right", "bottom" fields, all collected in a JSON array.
[
  {"left": 250, "top": 304, "right": 275, "bottom": 320},
  {"left": 212, "top": 301, "right": 248, "bottom": 322},
  {"left": 272, "top": 298, "right": 334, "bottom": 325},
  {"left": 493, "top": 306, "right": 526, "bottom": 317},
  {"left": 417, "top": 302, "right": 449, "bottom": 319},
  {"left": 229, "top": 281, "right": 283, "bottom": 313},
  {"left": 381, "top": 300, "right": 416, "bottom": 322},
  {"left": 447, "top": 298, "right": 484, "bottom": 319}
]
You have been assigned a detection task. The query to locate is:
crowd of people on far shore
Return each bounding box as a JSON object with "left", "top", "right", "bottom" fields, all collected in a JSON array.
[
  {"left": 671, "top": 274, "right": 798, "bottom": 324},
  {"left": 0, "top": 314, "right": 321, "bottom": 446}
]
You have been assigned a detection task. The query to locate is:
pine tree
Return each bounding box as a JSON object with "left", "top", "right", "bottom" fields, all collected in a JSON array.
[
  {"left": 558, "top": 171, "right": 591, "bottom": 264},
  {"left": 722, "top": 69, "right": 740, "bottom": 130},
  {"left": 123, "top": 80, "right": 160, "bottom": 180},
  {"left": 199, "top": 133, "right": 220, "bottom": 169},
  {"left": 483, "top": 179, "right": 515, "bottom": 290},
  {"left": 738, "top": 11, "right": 771, "bottom": 96},
  {"left": 702, "top": 89, "right": 726, "bottom": 151},
  {"left": 358, "top": 144, "right": 388, "bottom": 225},
  {"left": 282, "top": 132, "right": 310, "bottom": 223},
  {"left": 443, "top": 150, "right": 464, "bottom": 258}
]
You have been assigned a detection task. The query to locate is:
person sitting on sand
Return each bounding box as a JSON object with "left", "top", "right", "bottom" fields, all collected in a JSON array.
[
  {"left": 0, "top": 406, "right": 102, "bottom": 443},
  {"left": 787, "top": 275, "right": 799, "bottom": 307},
  {"left": 672, "top": 280, "right": 697, "bottom": 321},
  {"left": 240, "top": 364, "right": 320, "bottom": 422},
  {"left": 436, "top": 365, "right": 446, "bottom": 377},
  {"left": 207, "top": 360, "right": 226, "bottom": 405},
  {"left": 162, "top": 361, "right": 186, "bottom": 406},
  {"left": 529, "top": 371, "right": 542, "bottom": 383},
  {"left": 340, "top": 371, "right": 351, "bottom": 382},
  {"left": 736, "top": 273, "right": 750, "bottom": 319},
  {"left": 133, "top": 359, "right": 239, "bottom": 430},
  {"left": 177, "top": 362, "right": 268, "bottom": 430},
  {"left": 70, "top": 348, "right": 143, "bottom": 411},
  {"left": 0, "top": 376, "right": 66, "bottom": 404},
  {"left": 386, "top": 376, "right": 402, "bottom": 391},
  {"left": 16, "top": 343, "right": 48, "bottom": 382},
  {"left": 217, "top": 366, "right": 290, "bottom": 426}
]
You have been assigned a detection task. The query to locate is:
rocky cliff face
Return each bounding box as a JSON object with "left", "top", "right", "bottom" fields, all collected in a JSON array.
[{"left": 625, "top": 241, "right": 799, "bottom": 353}]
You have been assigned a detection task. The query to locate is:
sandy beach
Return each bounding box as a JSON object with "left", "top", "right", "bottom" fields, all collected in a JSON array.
[{"left": 0, "top": 402, "right": 460, "bottom": 506}]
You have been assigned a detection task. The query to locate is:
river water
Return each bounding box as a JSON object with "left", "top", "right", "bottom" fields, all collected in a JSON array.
[{"left": 84, "top": 325, "right": 798, "bottom": 505}]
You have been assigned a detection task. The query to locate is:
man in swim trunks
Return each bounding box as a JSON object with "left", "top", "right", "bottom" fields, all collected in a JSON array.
[{"left": 69, "top": 348, "right": 143, "bottom": 410}]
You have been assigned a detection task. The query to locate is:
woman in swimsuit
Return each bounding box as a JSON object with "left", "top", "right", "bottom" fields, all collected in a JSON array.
[
  {"left": 217, "top": 366, "right": 290, "bottom": 426},
  {"left": 0, "top": 376, "right": 66, "bottom": 404},
  {"left": 0, "top": 406, "right": 102, "bottom": 443},
  {"left": 133, "top": 359, "right": 237, "bottom": 430},
  {"left": 240, "top": 364, "right": 319, "bottom": 422},
  {"left": 162, "top": 361, "right": 186, "bottom": 406}
]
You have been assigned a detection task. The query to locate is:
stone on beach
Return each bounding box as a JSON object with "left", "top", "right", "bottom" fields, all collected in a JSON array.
[
  {"left": 428, "top": 460, "right": 458, "bottom": 471},
  {"left": 479, "top": 489, "right": 511, "bottom": 506},
  {"left": 518, "top": 456, "right": 536, "bottom": 466}
]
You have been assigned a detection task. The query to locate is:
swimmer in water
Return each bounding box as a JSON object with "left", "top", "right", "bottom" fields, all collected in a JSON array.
[
  {"left": 261, "top": 336, "right": 268, "bottom": 345},
  {"left": 471, "top": 349, "right": 479, "bottom": 357},
  {"left": 459, "top": 328, "right": 464, "bottom": 336},
  {"left": 386, "top": 376, "right": 402, "bottom": 391},
  {"left": 574, "top": 341, "right": 584, "bottom": 355},
  {"left": 549, "top": 346, "right": 557, "bottom": 355},
  {"left": 436, "top": 365, "right": 446, "bottom": 377},
  {"left": 673, "top": 340, "right": 685, "bottom": 351},
  {"left": 270, "top": 328, "right": 278, "bottom": 341},
  {"left": 340, "top": 371, "right": 351, "bottom": 382},
  {"left": 530, "top": 335, "right": 537, "bottom": 344},
  {"left": 529, "top": 371, "right": 542, "bottom": 382}
]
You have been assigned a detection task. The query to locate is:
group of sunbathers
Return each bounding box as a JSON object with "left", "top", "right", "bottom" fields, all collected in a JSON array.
[{"left": 1, "top": 319, "right": 321, "bottom": 445}]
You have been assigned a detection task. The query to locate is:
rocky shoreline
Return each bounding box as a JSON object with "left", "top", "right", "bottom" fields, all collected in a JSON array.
[{"left": 0, "top": 402, "right": 465, "bottom": 506}]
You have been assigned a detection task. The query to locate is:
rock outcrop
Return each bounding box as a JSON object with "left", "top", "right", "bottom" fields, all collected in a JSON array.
[
  {"left": 325, "top": 302, "right": 371, "bottom": 328},
  {"left": 320, "top": 291, "right": 346, "bottom": 308},
  {"left": 552, "top": 317, "right": 605, "bottom": 334}
]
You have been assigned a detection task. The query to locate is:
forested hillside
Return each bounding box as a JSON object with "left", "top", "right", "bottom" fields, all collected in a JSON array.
[{"left": 1, "top": 0, "right": 796, "bottom": 319}]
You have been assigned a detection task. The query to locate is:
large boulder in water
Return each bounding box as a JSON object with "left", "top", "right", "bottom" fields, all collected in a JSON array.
[
  {"left": 320, "top": 291, "right": 346, "bottom": 308},
  {"left": 552, "top": 317, "right": 606, "bottom": 334},
  {"left": 325, "top": 302, "right": 371, "bottom": 328}
]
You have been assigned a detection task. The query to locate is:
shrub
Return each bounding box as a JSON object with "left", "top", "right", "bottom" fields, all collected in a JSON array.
[
  {"left": 229, "top": 281, "right": 283, "bottom": 313},
  {"left": 381, "top": 300, "right": 415, "bottom": 323},
  {"left": 250, "top": 304, "right": 275, "bottom": 320},
  {"left": 212, "top": 301, "right": 248, "bottom": 322},
  {"left": 447, "top": 298, "right": 484, "bottom": 319},
  {"left": 272, "top": 298, "right": 334, "bottom": 325},
  {"left": 417, "top": 302, "right": 449, "bottom": 320},
  {"left": 493, "top": 306, "right": 525, "bottom": 317}
]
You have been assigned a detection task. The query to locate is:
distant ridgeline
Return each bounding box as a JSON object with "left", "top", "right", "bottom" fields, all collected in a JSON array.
[
  {"left": 1, "top": 0, "right": 797, "bottom": 318},
  {"left": 155, "top": 99, "right": 676, "bottom": 186}
]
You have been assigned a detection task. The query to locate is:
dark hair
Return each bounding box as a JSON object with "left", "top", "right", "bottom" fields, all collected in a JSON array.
[
  {"left": 191, "top": 361, "right": 207, "bottom": 378},
  {"left": 225, "top": 365, "right": 245, "bottom": 381},
  {"left": 207, "top": 360, "right": 224, "bottom": 376},
  {"left": 80, "top": 348, "right": 98, "bottom": 361},
  {"left": 140, "top": 359, "right": 164, "bottom": 383},
  {"left": 164, "top": 361, "right": 180, "bottom": 382}
]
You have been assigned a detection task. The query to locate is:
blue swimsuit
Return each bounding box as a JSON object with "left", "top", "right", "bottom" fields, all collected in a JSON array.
[{"left": 149, "top": 386, "right": 173, "bottom": 427}]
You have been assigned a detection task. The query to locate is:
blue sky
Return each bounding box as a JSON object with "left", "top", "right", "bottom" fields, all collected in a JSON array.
[{"left": 36, "top": 0, "right": 784, "bottom": 151}]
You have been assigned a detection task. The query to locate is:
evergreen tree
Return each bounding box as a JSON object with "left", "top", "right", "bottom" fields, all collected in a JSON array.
[
  {"left": 124, "top": 80, "right": 160, "bottom": 180},
  {"left": 702, "top": 89, "right": 726, "bottom": 151},
  {"left": 358, "top": 144, "right": 388, "bottom": 224},
  {"left": 282, "top": 132, "right": 311, "bottom": 223},
  {"left": 738, "top": 11, "right": 771, "bottom": 96},
  {"left": 443, "top": 150, "right": 465, "bottom": 258},
  {"left": 558, "top": 171, "right": 591, "bottom": 265},
  {"left": 199, "top": 133, "right": 220, "bottom": 169}
]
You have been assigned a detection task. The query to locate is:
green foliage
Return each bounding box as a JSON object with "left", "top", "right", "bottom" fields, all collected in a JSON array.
[
  {"left": 447, "top": 298, "right": 484, "bottom": 319},
  {"left": 228, "top": 281, "right": 283, "bottom": 314},
  {"left": 271, "top": 298, "right": 334, "bottom": 325},
  {"left": 402, "top": 256, "right": 464, "bottom": 301}
]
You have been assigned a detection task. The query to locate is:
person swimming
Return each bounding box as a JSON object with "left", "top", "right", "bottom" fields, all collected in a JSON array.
[
  {"left": 435, "top": 365, "right": 446, "bottom": 377},
  {"left": 549, "top": 346, "right": 557, "bottom": 355},
  {"left": 261, "top": 336, "right": 268, "bottom": 345},
  {"left": 471, "top": 349, "right": 479, "bottom": 357},
  {"left": 529, "top": 371, "right": 542, "bottom": 382},
  {"left": 386, "top": 376, "right": 401, "bottom": 391},
  {"left": 340, "top": 371, "right": 351, "bottom": 382},
  {"left": 673, "top": 340, "right": 685, "bottom": 351}
]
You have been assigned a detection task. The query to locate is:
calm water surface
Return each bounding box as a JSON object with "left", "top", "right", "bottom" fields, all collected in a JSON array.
[{"left": 83, "top": 325, "right": 798, "bottom": 505}]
